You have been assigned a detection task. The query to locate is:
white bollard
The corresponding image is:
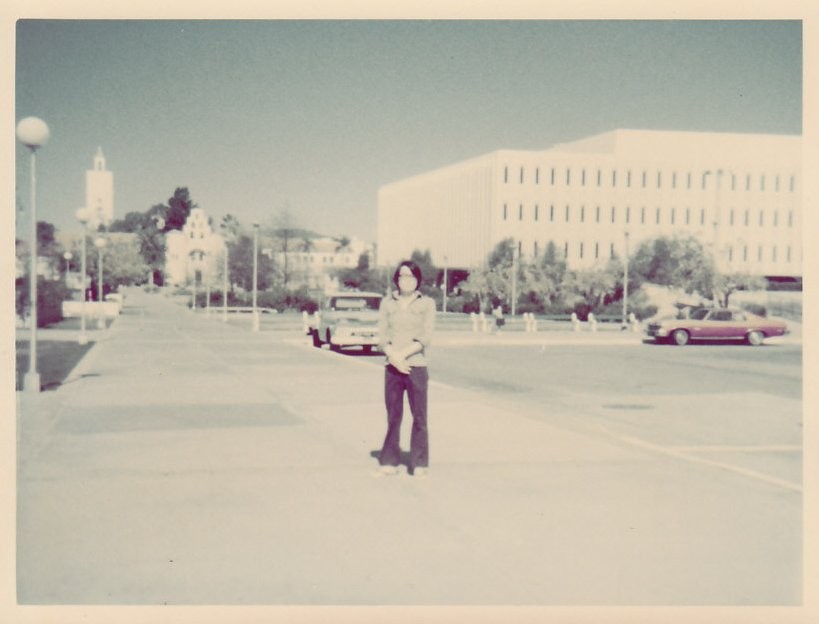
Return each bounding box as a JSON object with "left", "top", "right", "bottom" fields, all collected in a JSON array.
[
  {"left": 587, "top": 312, "right": 598, "bottom": 332},
  {"left": 571, "top": 312, "right": 580, "bottom": 332},
  {"left": 470, "top": 312, "right": 479, "bottom": 333},
  {"left": 479, "top": 312, "right": 490, "bottom": 333},
  {"left": 302, "top": 311, "right": 310, "bottom": 334}
]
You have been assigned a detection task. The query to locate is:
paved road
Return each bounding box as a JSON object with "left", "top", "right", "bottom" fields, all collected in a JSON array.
[{"left": 16, "top": 288, "right": 802, "bottom": 606}]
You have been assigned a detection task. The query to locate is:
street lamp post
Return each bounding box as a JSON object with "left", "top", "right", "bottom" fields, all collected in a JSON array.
[
  {"left": 16, "top": 116, "right": 50, "bottom": 393},
  {"left": 252, "top": 223, "right": 259, "bottom": 332},
  {"left": 511, "top": 243, "right": 519, "bottom": 317},
  {"left": 442, "top": 255, "right": 448, "bottom": 314},
  {"left": 622, "top": 230, "right": 630, "bottom": 329},
  {"left": 75, "top": 208, "right": 89, "bottom": 345},
  {"left": 94, "top": 237, "right": 107, "bottom": 329}
]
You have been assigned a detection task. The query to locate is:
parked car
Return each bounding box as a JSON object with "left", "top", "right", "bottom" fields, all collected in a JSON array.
[
  {"left": 310, "top": 291, "right": 383, "bottom": 352},
  {"left": 646, "top": 307, "right": 788, "bottom": 346}
]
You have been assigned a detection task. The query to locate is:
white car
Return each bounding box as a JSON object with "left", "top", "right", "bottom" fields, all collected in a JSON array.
[{"left": 310, "top": 292, "right": 383, "bottom": 352}]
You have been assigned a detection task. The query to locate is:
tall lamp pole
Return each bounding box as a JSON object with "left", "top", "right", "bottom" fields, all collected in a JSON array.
[
  {"left": 94, "top": 237, "right": 107, "bottom": 329},
  {"left": 442, "top": 255, "right": 448, "bottom": 314},
  {"left": 622, "top": 230, "right": 630, "bottom": 329},
  {"left": 16, "top": 116, "right": 50, "bottom": 393},
  {"left": 75, "top": 208, "right": 89, "bottom": 344},
  {"left": 252, "top": 223, "right": 259, "bottom": 331}
]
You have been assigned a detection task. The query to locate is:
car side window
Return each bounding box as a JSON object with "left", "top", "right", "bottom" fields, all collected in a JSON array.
[{"left": 711, "top": 310, "right": 731, "bottom": 321}]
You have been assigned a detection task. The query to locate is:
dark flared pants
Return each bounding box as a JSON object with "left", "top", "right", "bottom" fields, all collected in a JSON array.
[{"left": 379, "top": 365, "right": 429, "bottom": 469}]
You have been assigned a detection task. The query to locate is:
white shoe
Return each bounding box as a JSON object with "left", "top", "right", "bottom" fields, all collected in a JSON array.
[
  {"left": 374, "top": 465, "right": 399, "bottom": 477},
  {"left": 413, "top": 467, "right": 429, "bottom": 478}
]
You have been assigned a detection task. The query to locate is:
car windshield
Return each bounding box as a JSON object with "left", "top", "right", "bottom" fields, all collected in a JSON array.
[
  {"left": 690, "top": 308, "right": 710, "bottom": 320},
  {"left": 331, "top": 297, "right": 381, "bottom": 311}
]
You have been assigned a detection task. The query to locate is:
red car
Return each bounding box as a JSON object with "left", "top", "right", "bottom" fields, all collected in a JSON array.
[{"left": 646, "top": 307, "right": 788, "bottom": 346}]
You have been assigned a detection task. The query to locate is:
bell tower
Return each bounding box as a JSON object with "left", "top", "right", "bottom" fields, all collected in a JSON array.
[{"left": 85, "top": 147, "right": 114, "bottom": 228}]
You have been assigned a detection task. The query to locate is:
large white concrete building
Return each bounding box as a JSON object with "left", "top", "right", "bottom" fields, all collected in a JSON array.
[
  {"left": 85, "top": 147, "right": 114, "bottom": 229},
  {"left": 377, "top": 129, "right": 802, "bottom": 279}
]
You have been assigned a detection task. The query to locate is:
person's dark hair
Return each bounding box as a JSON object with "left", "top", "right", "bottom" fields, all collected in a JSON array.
[{"left": 393, "top": 260, "right": 423, "bottom": 290}]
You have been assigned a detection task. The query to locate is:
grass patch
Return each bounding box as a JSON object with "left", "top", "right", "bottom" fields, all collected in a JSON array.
[{"left": 16, "top": 340, "right": 95, "bottom": 392}]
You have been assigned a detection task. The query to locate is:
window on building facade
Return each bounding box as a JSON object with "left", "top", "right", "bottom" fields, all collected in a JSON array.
[
  {"left": 519, "top": 204, "right": 524, "bottom": 220},
  {"left": 772, "top": 246, "right": 777, "bottom": 262},
  {"left": 612, "top": 170, "right": 617, "bottom": 187},
  {"left": 743, "top": 246, "right": 748, "bottom": 262},
  {"left": 579, "top": 242, "right": 584, "bottom": 259},
  {"left": 580, "top": 205, "right": 585, "bottom": 222},
  {"left": 687, "top": 172, "right": 692, "bottom": 189},
  {"left": 566, "top": 169, "right": 571, "bottom": 186},
  {"left": 787, "top": 246, "right": 791, "bottom": 262},
  {"left": 700, "top": 209, "right": 705, "bottom": 225},
  {"left": 641, "top": 206, "right": 646, "bottom": 224},
  {"left": 565, "top": 205, "right": 570, "bottom": 222},
  {"left": 564, "top": 241, "right": 568, "bottom": 257},
  {"left": 655, "top": 207, "right": 661, "bottom": 225},
  {"left": 744, "top": 209, "right": 749, "bottom": 226},
  {"left": 657, "top": 172, "right": 662, "bottom": 188},
  {"left": 596, "top": 205, "right": 601, "bottom": 223},
  {"left": 687, "top": 208, "right": 692, "bottom": 225},
  {"left": 610, "top": 242, "right": 615, "bottom": 258},
  {"left": 757, "top": 245, "right": 763, "bottom": 262},
  {"left": 745, "top": 174, "right": 751, "bottom": 191},
  {"left": 520, "top": 168, "right": 525, "bottom": 184},
  {"left": 536, "top": 168, "right": 540, "bottom": 184},
  {"left": 551, "top": 168, "right": 555, "bottom": 185},
  {"left": 775, "top": 175, "right": 780, "bottom": 192},
  {"left": 503, "top": 204, "right": 507, "bottom": 220},
  {"left": 534, "top": 241, "right": 539, "bottom": 256},
  {"left": 504, "top": 167, "right": 508, "bottom": 183},
  {"left": 595, "top": 242, "right": 599, "bottom": 259},
  {"left": 773, "top": 211, "right": 778, "bottom": 226},
  {"left": 789, "top": 175, "right": 795, "bottom": 192},
  {"left": 611, "top": 206, "right": 616, "bottom": 223},
  {"left": 760, "top": 175, "right": 765, "bottom": 191},
  {"left": 625, "top": 206, "right": 631, "bottom": 223},
  {"left": 731, "top": 174, "right": 736, "bottom": 191},
  {"left": 670, "top": 207, "right": 675, "bottom": 225},
  {"left": 759, "top": 210, "right": 764, "bottom": 226},
  {"left": 550, "top": 204, "right": 555, "bottom": 221},
  {"left": 581, "top": 169, "right": 586, "bottom": 186},
  {"left": 535, "top": 204, "right": 539, "bottom": 221},
  {"left": 627, "top": 171, "right": 632, "bottom": 187},
  {"left": 728, "top": 246, "right": 733, "bottom": 262},
  {"left": 729, "top": 209, "right": 734, "bottom": 226},
  {"left": 597, "top": 169, "right": 602, "bottom": 187},
  {"left": 788, "top": 211, "right": 793, "bottom": 227},
  {"left": 642, "top": 171, "right": 647, "bottom": 188},
  {"left": 672, "top": 172, "right": 677, "bottom": 189}
]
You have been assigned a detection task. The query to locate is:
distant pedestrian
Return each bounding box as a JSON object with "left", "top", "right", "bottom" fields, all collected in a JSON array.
[
  {"left": 376, "top": 260, "right": 436, "bottom": 477},
  {"left": 493, "top": 305, "right": 505, "bottom": 333}
]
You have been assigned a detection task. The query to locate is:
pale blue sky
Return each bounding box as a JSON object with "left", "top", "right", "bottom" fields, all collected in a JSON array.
[{"left": 14, "top": 20, "right": 802, "bottom": 242}]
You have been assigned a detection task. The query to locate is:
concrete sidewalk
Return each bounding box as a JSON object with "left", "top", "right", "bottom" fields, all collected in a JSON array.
[{"left": 15, "top": 288, "right": 802, "bottom": 606}]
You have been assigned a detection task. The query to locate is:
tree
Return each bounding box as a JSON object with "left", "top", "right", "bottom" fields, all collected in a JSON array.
[
  {"left": 713, "top": 273, "right": 768, "bottom": 308},
  {"left": 109, "top": 211, "right": 150, "bottom": 233},
  {"left": 87, "top": 234, "right": 150, "bottom": 296},
  {"left": 458, "top": 267, "right": 492, "bottom": 313},
  {"left": 631, "top": 235, "right": 717, "bottom": 301},
  {"left": 228, "top": 232, "right": 273, "bottom": 292},
  {"left": 220, "top": 213, "right": 241, "bottom": 240},
  {"left": 164, "top": 187, "right": 196, "bottom": 231},
  {"left": 563, "top": 266, "right": 618, "bottom": 314}
]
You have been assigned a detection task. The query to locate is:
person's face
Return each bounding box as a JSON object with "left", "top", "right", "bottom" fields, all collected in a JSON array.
[{"left": 397, "top": 266, "right": 418, "bottom": 293}]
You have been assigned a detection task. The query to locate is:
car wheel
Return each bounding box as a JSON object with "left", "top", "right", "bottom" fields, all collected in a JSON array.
[
  {"left": 311, "top": 329, "right": 322, "bottom": 348},
  {"left": 672, "top": 329, "right": 690, "bottom": 346},
  {"left": 327, "top": 329, "right": 340, "bottom": 351},
  {"left": 746, "top": 330, "right": 764, "bottom": 346}
]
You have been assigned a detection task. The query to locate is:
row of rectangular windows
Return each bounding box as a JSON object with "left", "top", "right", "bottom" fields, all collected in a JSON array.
[
  {"left": 503, "top": 166, "right": 797, "bottom": 193},
  {"left": 502, "top": 203, "right": 795, "bottom": 227},
  {"left": 534, "top": 240, "right": 793, "bottom": 263}
]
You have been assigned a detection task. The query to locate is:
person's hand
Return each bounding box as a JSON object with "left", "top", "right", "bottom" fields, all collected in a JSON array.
[{"left": 389, "top": 356, "right": 411, "bottom": 375}]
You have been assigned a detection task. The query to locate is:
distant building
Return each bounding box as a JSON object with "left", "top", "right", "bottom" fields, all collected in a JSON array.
[
  {"left": 377, "top": 129, "right": 802, "bottom": 280},
  {"left": 165, "top": 208, "right": 226, "bottom": 287},
  {"left": 85, "top": 147, "right": 114, "bottom": 229},
  {"left": 273, "top": 236, "right": 374, "bottom": 292}
]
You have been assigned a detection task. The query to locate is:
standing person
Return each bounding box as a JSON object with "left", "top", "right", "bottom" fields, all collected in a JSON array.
[
  {"left": 376, "top": 260, "right": 436, "bottom": 477},
  {"left": 493, "top": 304, "right": 505, "bottom": 333}
]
